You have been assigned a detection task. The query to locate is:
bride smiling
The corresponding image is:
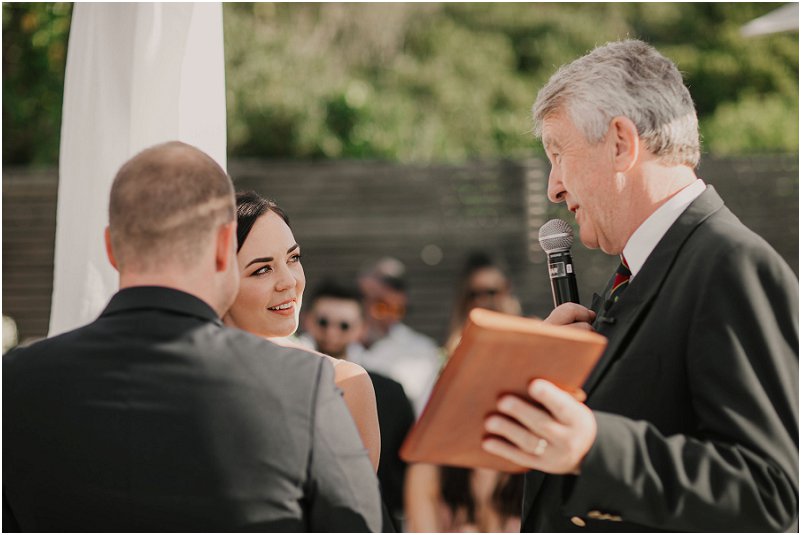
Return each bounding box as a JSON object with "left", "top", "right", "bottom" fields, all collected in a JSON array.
[{"left": 224, "top": 191, "right": 380, "bottom": 470}]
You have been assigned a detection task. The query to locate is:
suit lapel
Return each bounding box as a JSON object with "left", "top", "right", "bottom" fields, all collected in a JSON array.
[
  {"left": 582, "top": 187, "right": 725, "bottom": 397},
  {"left": 521, "top": 471, "right": 546, "bottom": 522}
]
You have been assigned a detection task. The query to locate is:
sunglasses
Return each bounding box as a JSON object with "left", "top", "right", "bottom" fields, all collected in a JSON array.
[
  {"left": 316, "top": 316, "right": 351, "bottom": 332},
  {"left": 369, "top": 300, "right": 406, "bottom": 320}
]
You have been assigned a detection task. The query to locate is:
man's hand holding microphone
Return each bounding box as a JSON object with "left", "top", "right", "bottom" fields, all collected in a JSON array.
[{"left": 481, "top": 219, "right": 599, "bottom": 474}]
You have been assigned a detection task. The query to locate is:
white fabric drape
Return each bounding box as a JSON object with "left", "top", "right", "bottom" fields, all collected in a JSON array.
[{"left": 49, "top": 2, "right": 227, "bottom": 336}]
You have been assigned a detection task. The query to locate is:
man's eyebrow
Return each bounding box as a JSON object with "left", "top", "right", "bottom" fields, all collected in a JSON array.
[
  {"left": 246, "top": 256, "right": 273, "bottom": 268},
  {"left": 542, "top": 136, "right": 560, "bottom": 151}
]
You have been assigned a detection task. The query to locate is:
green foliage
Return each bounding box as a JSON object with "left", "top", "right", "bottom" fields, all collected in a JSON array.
[
  {"left": 702, "top": 94, "right": 799, "bottom": 154},
  {"left": 3, "top": 2, "right": 72, "bottom": 166},
  {"left": 2, "top": 3, "right": 798, "bottom": 165},
  {"left": 223, "top": 2, "right": 798, "bottom": 161}
]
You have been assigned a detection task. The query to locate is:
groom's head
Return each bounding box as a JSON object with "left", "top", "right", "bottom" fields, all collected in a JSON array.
[{"left": 105, "top": 141, "right": 239, "bottom": 313}]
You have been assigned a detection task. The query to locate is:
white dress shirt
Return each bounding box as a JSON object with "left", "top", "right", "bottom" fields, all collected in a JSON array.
[
  {"left": 347, "top": 323, "right": 443, "bottom": 417},
  {"left": 623, "top": 179, "right": 706, "bottom": 280}
]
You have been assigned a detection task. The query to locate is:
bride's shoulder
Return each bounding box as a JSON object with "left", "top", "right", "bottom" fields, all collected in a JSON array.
[
  {"left": 328, "top": 357, "right": 368, "bottom": 381},
  {"left": 266, "top": 337, "right": 368, "bottom": 380}
]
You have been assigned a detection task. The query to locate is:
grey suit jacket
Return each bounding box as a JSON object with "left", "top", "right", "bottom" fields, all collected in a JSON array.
[
  {"left": 521, "top": 187, "right": 798, "bottom": 532},
  {"left": 3, "top": 286, "right": 382, "bottom": 532}
]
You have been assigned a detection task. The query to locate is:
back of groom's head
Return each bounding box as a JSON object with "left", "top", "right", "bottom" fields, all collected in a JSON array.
[
  {"left": 108, "top": 141, "right": 235, "bottom": 272},
  {"left": 106, "top": 142, "right": 239, "bottom": 314}
]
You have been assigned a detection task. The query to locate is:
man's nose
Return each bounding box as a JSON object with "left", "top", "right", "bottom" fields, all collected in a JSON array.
[{"left": 547, "top": 167, "right": 566, "bottom": 204}]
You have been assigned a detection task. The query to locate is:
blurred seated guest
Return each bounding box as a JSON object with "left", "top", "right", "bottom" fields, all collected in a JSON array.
[
  {"left": 406, "top": 464, "right": 522, "bottom": 532},
  {"left": 444, "top": 251, "right": 522, "bottom": 354},
  {"left": 349, "top": 257, "right": 442, "bottom": 416},
  {"left": 2, "top": 142, "right": 381, "bottom": 531},
  {"left": 2, "top": 316, "right": 18, "bottom": 354},
  {"left": 224, "top": 191, "right": 380, "bottom": 470},
  {"left": 300, "top": 278, "right": 416, "bottom": 530},
  {"left": 406, "top": 252, "right": 523, "bottom": 532}
]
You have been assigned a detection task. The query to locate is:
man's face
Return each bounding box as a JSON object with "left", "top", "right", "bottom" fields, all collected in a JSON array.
[
  {"left": 359, "top": 276, "right": 406, "bottom": 333},
  {"left": 467, "top": 267, "right": 511, "bottom": 312},
  {"left": 305, "top": 297, "right": 364, "bottom": 358},
  {"left": 541, "top": 111, "right": 625, "bottom": 254}
]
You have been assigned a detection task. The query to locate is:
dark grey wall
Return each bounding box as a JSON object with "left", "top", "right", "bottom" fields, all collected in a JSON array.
[
  {"left": 4, "top": 170, "right": 57, "bottom": 342},
  {"left": 3, "top": 156, "right": 797, "bottom": 345}
]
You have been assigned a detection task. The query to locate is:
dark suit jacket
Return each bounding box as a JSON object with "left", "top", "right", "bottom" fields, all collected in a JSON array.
[
  {"left": 3, "top": 287, "right": 382, "bottom": 532},
  {"left": 522, "top": 187, "right": 798, "bottom": 532},
  {"left": 368, "top": 372, "right": 415, "bottom": 529}
]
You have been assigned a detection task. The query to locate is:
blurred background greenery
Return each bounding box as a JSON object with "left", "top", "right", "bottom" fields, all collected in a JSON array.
[{"left": 3, "top": 2, "right": 798, "bottom": 167}]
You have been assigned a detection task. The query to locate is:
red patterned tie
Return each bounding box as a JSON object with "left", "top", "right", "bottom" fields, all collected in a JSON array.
[{"left": 609, "top": 255, "right": 631, "bottom": 304}]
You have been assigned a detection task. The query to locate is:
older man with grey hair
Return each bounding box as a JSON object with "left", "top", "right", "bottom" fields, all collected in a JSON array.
[{"left": 481, "top": 40, "right": 798, "bottom": 531}]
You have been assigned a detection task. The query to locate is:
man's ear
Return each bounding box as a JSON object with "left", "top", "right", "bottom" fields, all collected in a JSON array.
[
  {"left": 104, "top": 227, "right": 119, "bottom": 271},
  {"left": 610, "top": 116, "right": 640, "bottom": 173},
  {"left": 215, "top": 221, "right": 237, "bottom": 273}
]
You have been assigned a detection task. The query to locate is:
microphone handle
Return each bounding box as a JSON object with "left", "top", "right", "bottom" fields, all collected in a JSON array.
[{"left": 547, "top": 250, "right": 580, "bottom": 307}]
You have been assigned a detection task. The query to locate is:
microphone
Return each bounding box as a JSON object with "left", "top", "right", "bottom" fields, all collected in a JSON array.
[{"left": 538, "top": 219, "right": 580, "bottom": 307}]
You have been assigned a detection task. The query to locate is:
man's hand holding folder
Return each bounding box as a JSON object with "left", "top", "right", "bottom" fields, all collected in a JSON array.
[
  {"left": 483, "top": 378, "right": 596, "bottom": 475},
  {"left": 482, "top": 302, "right": 599, "bottom": 475},
  {"left": 400, "top": 306, "right": 605, "bottom": 473}
]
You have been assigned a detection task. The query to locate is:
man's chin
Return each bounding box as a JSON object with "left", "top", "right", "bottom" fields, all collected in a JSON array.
[
  {"left": 579, "top": 228, "right": 620, "bottom": 255},
  {"left": 594, "top": 240, "right": 624, "bottom": 256},
  {"left": 578, "top": 229, "right": 600, "bottom": 251}
]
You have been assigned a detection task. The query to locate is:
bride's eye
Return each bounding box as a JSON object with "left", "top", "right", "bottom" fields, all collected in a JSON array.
[{"left": 253, "top": 265, "right": 272, "bottom": 276}]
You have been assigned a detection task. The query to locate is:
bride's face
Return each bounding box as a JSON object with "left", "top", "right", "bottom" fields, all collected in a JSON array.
[{"left": 224, "top": 211, "right": 305, "bottom": 338}]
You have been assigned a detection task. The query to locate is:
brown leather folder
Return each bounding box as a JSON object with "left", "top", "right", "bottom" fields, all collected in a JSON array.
[{"left": 400, "top": 308, "right": 607, "bottom": 473}]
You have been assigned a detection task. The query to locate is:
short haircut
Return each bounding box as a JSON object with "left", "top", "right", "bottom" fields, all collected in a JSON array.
[
  {"left": 360, "top": 256, "right": 407, "bottom": 293},
  {"left": 307, "top": 278, "right": 364, "bottom": 311},
  {"left": 450, "top": 251, "right": 511, "bottom": 332},
  {"left": 461, "top": 251, "right": 499, "bottom": 278},
  {"left": 234, "top": 190, "right": 290, "bottom": 252},
  {"left": 532, "top": 39, "right": 700, "bottom": 168},
  {"left": 108, "top": 141, "right": 235, "bottom": 271}
]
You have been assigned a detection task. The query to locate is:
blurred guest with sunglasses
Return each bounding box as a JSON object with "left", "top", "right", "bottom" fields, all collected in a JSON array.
[
  {"left": 405, "top": 251, "right": 524, "bottom": 532},
  {"left": 300, "top": 279, "right": 416, "bottom": 531},
  {"left": 224, "top": 191, "right": 380, "bottom": 471},
  {"left": 444, "top": 251, "right": 522, "bottom": 354},
  {"left": 300, "top": 279, "right": 365, "bottom": 360},
  {"left": 348, "top": 257, "right": 443, "bottom": 417}
]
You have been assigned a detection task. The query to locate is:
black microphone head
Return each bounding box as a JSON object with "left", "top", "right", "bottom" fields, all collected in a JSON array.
[{"left": 538, "top": 219, "right": 574, "bottom": 254}]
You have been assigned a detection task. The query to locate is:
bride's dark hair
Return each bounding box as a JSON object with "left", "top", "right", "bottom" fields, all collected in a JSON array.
[{"left": 234, "top": 190, "right": 290, "bottom": 252}]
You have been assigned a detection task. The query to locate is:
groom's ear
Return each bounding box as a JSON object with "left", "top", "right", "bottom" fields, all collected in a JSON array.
[
  {"left": 104, "top": 227, "right": 119, "bottom": 271},
  {"left": 215, "top": 220, "right": 237, "bottom": 273}
]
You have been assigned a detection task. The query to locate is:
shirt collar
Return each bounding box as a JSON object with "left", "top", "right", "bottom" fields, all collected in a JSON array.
[
  {"left": 101, "top": 286, "right": 221, "bottom": 323},
  {"left": 623, "top": 179, "right": 706, "bottom": 279}
]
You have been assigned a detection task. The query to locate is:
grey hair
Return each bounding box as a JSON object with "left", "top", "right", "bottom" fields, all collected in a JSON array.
[{"left": 532, "top": 39, "right": 700, "bottom": 168}]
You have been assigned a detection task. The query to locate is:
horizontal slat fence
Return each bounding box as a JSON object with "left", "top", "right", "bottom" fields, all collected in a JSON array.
[{"left": 3, "top": 156, "right": 797, "bottom": 345}]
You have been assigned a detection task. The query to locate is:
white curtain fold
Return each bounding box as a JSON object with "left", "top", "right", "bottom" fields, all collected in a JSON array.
[{"left": 49, "top": 2, "right": 227, "bottom": 336}]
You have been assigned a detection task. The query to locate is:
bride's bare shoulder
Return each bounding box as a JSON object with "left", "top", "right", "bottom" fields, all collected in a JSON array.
[
  {"left": 266, "top": 338, "right": 367, "bottom": 379},
  {"left": 267, "top": 336, "right": 326, "bottom": 358},
  {"left": 329, "top": 358, "right": 368, "bottom": 381}
]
